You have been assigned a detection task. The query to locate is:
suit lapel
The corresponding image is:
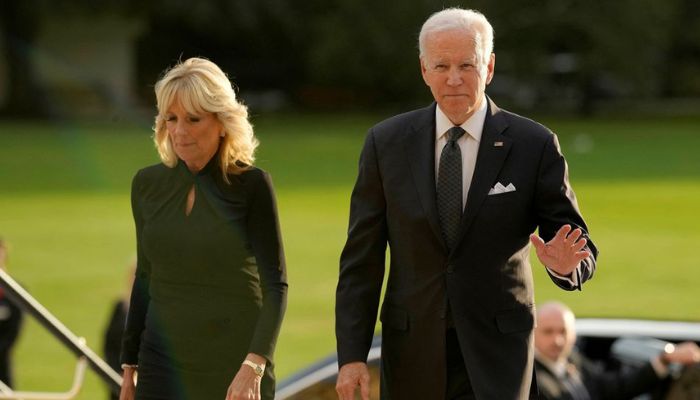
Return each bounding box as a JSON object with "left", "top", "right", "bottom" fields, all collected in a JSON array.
[
  {"left": 403, "top": 103, "right": 448, "bottom": 252},
  {"left": 455, "top": 99, "right": 511, "bottom": 247}
]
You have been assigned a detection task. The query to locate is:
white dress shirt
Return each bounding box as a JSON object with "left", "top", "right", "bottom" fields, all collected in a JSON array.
[
  {"left": 434, "top": 100, "right": 580, "bottom": 285},
  {"left": 434, "top": 99, "right": 487, "bottom": 209}
]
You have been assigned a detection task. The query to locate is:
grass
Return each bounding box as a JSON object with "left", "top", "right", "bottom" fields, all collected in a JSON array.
[{"left": 0, "top": 113, "right": 699, "bottom": 398}]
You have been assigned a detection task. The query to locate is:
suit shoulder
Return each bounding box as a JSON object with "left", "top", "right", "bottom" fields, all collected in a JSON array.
[
  {"left": 499, "top": 109, "right": 555, "bottom": 141},
  {"left": 370, "top": 105, "right": 433, "bottom": 137}
]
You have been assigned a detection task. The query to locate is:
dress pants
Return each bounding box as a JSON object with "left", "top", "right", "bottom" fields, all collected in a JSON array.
[{"left": 446, "top": 327, "right": 475, "bottom": 400}]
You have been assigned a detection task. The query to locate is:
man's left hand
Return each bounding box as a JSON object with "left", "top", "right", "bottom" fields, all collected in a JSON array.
[
  {"left": 664, "top": 342, "right": 700, "bottom": 365},
  {"left": 530, "top": 225, "right": 590, "bottom": 277}
]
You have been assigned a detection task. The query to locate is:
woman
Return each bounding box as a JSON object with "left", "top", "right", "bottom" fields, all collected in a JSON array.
[{"left": 119, "top": 58, "right": 287, "bottom": 400}]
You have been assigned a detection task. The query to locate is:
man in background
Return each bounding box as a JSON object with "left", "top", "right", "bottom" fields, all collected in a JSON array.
[
  {"left": 535, "top": 301, "right": 700, "bottom": 400},
  {"left": 103, "top": 260, "right": 135, "bottom": 400},
  {"left": 0, "top": 237, "right": 24, "bottom": 388}
]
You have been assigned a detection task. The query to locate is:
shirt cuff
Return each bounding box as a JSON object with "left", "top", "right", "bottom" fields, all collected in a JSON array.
[{"left": 546, "top": 264, "right": 581, "bottom": 287}]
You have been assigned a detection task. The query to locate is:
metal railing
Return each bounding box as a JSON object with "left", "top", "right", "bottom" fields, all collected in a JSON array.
[
  {"left": 0, "top": 356, "right": 87, "bottom": 400},
  {"left": 0, "top": 269, "right": 122, "bottom": 399}
]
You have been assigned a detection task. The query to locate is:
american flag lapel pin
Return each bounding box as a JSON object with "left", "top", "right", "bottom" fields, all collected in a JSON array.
[{"left": 494, "top": 141, "right": 504, "bottom": 147}]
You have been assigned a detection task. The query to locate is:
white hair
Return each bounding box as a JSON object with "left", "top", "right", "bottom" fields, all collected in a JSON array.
[{"left": 418, "top": 8, "right": 494, "bottom": 70}]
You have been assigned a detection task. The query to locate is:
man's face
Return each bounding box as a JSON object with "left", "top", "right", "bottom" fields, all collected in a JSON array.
[
  {"left": 420, "top": 28, "right": 494, "bottom": 125},
  {"left": 535, "top": 309, "right": 576, "bottom": 363}
]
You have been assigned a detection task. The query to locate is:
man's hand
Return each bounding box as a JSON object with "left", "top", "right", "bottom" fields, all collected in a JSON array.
[
  {"left": 530, "top": 225, "right": 590, "bottom": 276},
  {"left": 336, "top": 362, "right": 370, "bottom": 400},
  {"left": 663, "top": 342, "right": 700, "bottom": 365}
]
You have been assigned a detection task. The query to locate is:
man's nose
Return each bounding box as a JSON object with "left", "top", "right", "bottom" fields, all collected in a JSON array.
[
  {"left": 554, "top": 335, "right": 565, "bottom": 347},
  {"left": 447, "top": 68, "right": 462, "bottom": 86}
]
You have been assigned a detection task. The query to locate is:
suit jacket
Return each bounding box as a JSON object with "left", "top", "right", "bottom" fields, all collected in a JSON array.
[
  {"left": 535, "top": 352, "right": 661, "bottom": 400},
  {"left": 336, "top": 99, "right": 597, "bottom": 400},
  {"left": 0, "top": 290, "right": 23, "bottom": 388},
  {"left": 104, "top": 299, "right": 127, "bottom": 400}
]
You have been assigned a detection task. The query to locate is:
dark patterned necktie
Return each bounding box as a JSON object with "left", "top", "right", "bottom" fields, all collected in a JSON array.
[
  {"left": 437, "top": 126, "right": 466, "bottom": 251},
  {"left": 563, "top": 364, "right": 592, "bottom": 400}
]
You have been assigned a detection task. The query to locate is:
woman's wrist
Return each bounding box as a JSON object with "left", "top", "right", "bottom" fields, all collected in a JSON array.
[
  {"left": 245, "top": 353, "right": 266, "bottom": 365},
  {"left": 242, "top": 353, "right": 267, "bottom": 378}
]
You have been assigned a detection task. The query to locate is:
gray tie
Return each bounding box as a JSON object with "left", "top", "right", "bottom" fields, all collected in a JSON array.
[{"left": 437, "top": 126, "right": 466, "bottom": 251}]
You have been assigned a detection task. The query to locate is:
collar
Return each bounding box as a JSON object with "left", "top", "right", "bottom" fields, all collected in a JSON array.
[
  {"left": 435, "top": 97, "right": 487, "bottom": 142},
  {"left": 176, "top": 150, "right": 220, "bottom": 181},
  {"left": 535, "top": 351, "right": 568, "bottom": 378}
]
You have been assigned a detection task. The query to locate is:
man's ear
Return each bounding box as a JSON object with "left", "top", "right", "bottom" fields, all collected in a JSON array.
[
  {"left": 485, "top": 53, "right": 496, "bottom": 85},
  {"left": 420, "top": 57, "right": 430, "bottom": 86}
]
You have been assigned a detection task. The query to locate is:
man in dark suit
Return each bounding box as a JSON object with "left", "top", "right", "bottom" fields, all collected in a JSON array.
[
  {"left": 335, "top": 7, "right": 598, "bottom": 400},
  {"left": 0, "top": 238, "right": 23, "bottom": 388},
  {"left": 534, "top": 301, "right": 700, "bottom": 400}
]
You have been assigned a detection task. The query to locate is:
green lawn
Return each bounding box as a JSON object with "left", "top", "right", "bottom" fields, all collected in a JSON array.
[{"left": 0, "top": 114, "right": 699, "bottom": 398}]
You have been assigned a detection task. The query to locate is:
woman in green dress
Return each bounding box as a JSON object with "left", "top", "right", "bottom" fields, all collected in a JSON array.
[{"left": 119, "top": 57, "right": 287, "bottom": 400}]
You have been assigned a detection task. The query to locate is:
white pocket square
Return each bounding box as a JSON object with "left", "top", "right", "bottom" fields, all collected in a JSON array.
[{"left": 488, "top": 182, "right": 516, "bottom": 195}]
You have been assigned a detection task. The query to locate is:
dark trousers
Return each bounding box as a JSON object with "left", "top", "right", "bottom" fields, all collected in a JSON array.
[{"left": 446, "top": 328, "right": 475, "bottom": 400}]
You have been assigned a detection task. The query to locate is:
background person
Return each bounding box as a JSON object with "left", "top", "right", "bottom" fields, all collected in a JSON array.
[
  {"left": 335, "top": 7, "right": 597, "bottom": 400},
  {"left": 0, "top": 237, "right": 24, "bottom": 389},
  {"left": 534, "top": 301, "right": 700, "bottom": 400},
  {"left": 119, "top": 57, "right": 287, "bottom": 400},
  {"left": 103, "top": 260, "right": 135, "bottom": 400}
]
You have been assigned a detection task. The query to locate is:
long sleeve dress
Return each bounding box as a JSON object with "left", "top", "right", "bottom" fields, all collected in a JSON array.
[{"left": 120, "top": 156, "right": 287, "bottom": 400}]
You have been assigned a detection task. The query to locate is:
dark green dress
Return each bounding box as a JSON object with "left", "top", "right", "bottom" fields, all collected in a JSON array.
[{"left": 120, "top": 157, "right": 287, "bottom": 400}]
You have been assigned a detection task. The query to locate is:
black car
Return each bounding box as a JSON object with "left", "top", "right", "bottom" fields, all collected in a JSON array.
[{"left": 276, "top": 318, "right": 700, "bottom": 399}]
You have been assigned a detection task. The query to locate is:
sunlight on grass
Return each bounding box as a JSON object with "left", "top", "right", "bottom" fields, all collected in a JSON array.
[{"left": 1, "top": 115, "right": 699, "bottom": 397}]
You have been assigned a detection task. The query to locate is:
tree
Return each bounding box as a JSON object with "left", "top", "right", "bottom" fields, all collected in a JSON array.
[{"left": 0, "top": 0, "right": 50, "bottom": 118}]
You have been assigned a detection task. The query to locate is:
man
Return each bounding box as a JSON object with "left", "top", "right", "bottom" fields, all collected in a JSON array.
[
  {"left": 0, "top": 238, "right": 23, "bottom": 388},
  {"left": 103, "top": 261, "right": 134, "bottom": 400},
  {"left": 534, "top": 301, "right": 700, "bottom": 400},
  {"left": 335, "top": 8, "right": 598, "bottom": 400}
]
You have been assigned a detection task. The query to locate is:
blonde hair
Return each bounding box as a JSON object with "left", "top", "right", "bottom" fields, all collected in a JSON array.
[{"left": 153, "top": 57, "right": 258, "bottom": 180}]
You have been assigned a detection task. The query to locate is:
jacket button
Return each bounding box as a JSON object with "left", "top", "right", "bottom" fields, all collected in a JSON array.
[{"left": 447, "top": 264, "right": 454, "bottom": 273}]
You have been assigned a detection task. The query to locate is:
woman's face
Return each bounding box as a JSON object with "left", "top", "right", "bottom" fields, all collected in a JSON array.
[{"left": 165, "top": 98, "right": 222, "bottom": 172}]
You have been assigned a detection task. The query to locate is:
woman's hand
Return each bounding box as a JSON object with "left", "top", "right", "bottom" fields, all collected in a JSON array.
[
  {"left": 119, "top": 367, "right": 136, "bottom": 400},
  {"left": 226, "top": 354, "right": 265, "bottom": 400}
]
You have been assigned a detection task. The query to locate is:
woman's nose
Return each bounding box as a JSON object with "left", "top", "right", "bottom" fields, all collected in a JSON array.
[{"left": 174, "top": 120, "right": 187, "bottom": 136}]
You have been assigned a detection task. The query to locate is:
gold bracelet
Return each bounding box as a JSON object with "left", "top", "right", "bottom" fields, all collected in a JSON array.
[{"left": 242, "top": 360, "right": 265, "bottom": 377}]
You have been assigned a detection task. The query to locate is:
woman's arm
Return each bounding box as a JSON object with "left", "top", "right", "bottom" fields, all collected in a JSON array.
[
  {"left": 120, "top": 171, "right": 152, "bottom": 367},
  {"left": 245, "top": 170, "right": 288, "bottom": 362}
]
